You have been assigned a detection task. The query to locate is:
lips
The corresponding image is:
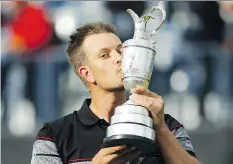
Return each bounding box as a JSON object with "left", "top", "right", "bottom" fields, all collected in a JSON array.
[{"left": 117, "top": 69, "right": 123, "bottom": 79}]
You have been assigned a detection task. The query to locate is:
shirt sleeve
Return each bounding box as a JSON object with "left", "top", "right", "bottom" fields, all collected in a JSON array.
[
  {"left": 31, "top": 124, "right": 63, "bottom": 164},
  {"left": 171, "top": 124, "right": 196, "bottom": 158},
  {"left": 165, "top": 114, "right": 197, "bottom": 158}
]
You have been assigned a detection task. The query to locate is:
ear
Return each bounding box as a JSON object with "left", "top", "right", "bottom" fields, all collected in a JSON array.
[{"left": 78, "top": 66, "right": 95, "bottom": 83}]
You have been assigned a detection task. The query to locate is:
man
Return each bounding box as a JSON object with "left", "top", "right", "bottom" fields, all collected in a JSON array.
[{"left": 31, "top": 22, "right": 200, "bottom": 164}]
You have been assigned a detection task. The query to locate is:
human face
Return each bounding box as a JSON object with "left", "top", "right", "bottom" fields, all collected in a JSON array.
[{"left": 82, "top": 33, "right": 124, "bottom": 92}]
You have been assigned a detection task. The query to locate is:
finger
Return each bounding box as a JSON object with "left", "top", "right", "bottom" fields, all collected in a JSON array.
[
  {"left": 113, "top": 150, "right": 141, "bottom": 164},
  {"left": 103, "top": 147, "right": 137, "bottom": 164},
  {"left": 129, "top": 94, "right": 154, "bottom": 110},
  {"left": 130, "top": 93, "right": 164, "bottom": 111},
  {"left": 116, "top": 146, "right": 137, "bottom": 156},
  {"left": 101, "top": 145, "right": 127, "bottom": 156},
  {"left": 102, "top": 154, "right": 119, "bottom": 164},
  {"left": 130, "top": 86, "right": 159, "bottom": 98}
]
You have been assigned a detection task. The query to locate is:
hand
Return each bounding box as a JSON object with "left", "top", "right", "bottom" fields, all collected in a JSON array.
[
  {"left": 91, "top": 145, "right": 141, "bottom": 164},
  {"left": 129, "top": 86, "right": 165, "bottom": 130}
]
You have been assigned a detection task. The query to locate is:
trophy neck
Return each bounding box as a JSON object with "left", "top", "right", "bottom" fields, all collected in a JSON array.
[
  {"left": 133, "top": 29, "right": 147, "bottom": 39},
  {"left": 133, "top": 21, "right": 147, "bottom": 39},
  {"left": 124, "top": 99, "right": 134, "bottom": 105},
  {"left": 127, "top": 8, "right": 148, "bottom": 39}
]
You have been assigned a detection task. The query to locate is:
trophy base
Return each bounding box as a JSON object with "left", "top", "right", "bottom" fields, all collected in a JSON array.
[{"left": 102, "top": 134, "right": 161, "bottom": 156}]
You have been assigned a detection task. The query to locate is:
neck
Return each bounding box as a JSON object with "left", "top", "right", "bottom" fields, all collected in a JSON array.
[{"left": 89, "top": 87, "right": 126, "bottom": 123}]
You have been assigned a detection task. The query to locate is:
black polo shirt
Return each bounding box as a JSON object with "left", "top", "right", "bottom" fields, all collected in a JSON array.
[{"left": 31, "top": 99, "right": 196, "bottom": 164}]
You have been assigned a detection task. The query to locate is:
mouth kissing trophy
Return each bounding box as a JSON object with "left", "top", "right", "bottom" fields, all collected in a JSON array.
[{"left": 102, "top": 2, "right": 166, "bottom": 156}]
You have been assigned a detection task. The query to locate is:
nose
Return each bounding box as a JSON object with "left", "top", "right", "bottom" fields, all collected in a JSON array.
[{"left": 112, "top": 50, "right": 122, "bottom": 65}]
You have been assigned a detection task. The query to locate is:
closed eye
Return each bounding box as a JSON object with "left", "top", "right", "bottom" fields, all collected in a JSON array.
[
  {"left": 117, "top": 47, "right": 123, "bottom": 55},
  {"left": 100, "top": 53, "right": 109, "bottom": 58},
  {"left": 117, "top": 50, "right": 122, "bottom": 55}
]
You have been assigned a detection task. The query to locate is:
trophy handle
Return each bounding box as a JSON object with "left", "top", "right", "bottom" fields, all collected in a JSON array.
[{"left": 149, "top": 1, "right": 166, "bottom": 43}]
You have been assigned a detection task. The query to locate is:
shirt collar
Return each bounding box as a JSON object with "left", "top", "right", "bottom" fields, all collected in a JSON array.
[{"left": 77, "top": 98, "right": 100, "bottom": 126}]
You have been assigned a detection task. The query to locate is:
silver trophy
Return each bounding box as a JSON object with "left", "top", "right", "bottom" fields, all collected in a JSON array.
[{"left": 102, "top": 2, "right": 166, "bottom": 155}]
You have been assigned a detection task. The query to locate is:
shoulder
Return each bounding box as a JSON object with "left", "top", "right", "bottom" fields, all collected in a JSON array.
[
  {"left": 34, "top": 112, "right": 80, "bottom": 161},
  {"left": 32, "top": 114, "right": 77, "bottom": 164},
  {"left": 46, "top": 112, "right": 76, "bottom": 132},
  {"left": 36, "top": 111, "right": 78, "bottom": 141}
]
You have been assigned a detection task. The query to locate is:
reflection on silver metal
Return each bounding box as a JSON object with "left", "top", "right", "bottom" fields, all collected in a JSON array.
[
  {"left": 114, "top": 101, "right": 150, "bottom": 116},
  {"left": 111, "top": 113, "right": 153, "bottom": 127},
  {"left": 104, "top": 1, "right": 166, "bottom": 154}
]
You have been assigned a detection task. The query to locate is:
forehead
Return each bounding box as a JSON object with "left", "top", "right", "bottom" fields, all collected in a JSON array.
[{"left": 83, "top": 33, "right": 122, "bottom": 55}]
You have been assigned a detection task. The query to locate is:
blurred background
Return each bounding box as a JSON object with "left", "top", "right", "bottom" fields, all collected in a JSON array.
[{"left": 1, "top": 1, "right": 233, "bottom": 164}]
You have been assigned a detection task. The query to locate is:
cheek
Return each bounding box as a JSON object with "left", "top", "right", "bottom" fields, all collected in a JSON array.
[
  {"left": 89, "top": 61, "right": 103, "bottom": 76},
  {"left": 91, "top": 66, "right": 105, "bottom": 76},
  {"left": 93, "top": 63, "right": 109, "bottom": 75},
  {"left": 90, "top": 67, "right": 108, "bottom": 83},
  {"left": 95, "top": 70, "right": 114, "bottom": 85},
  {"left": 89, "top": 60, "right": 114, "bottom": 82}
]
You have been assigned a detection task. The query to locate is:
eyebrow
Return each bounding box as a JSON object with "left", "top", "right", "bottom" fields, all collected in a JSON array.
[{"left": 97, "top": 44, "right": 122, "bottom": 55}]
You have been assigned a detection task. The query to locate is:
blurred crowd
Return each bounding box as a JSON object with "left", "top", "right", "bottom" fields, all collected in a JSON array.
[{"left": 1, "top": 1, "right": 233, "bottom": 137}]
